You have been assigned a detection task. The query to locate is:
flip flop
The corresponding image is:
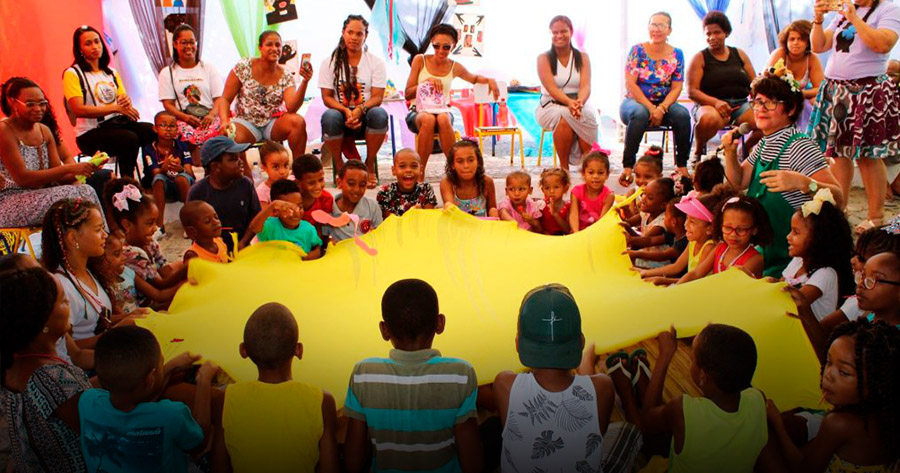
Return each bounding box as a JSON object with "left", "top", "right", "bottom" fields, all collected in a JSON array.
[
  {"left": 629, "top": 348, "right": 651, "bottom": 389},
  {"left": 605, "top": 351, "right": 632, "bottom": 382}
]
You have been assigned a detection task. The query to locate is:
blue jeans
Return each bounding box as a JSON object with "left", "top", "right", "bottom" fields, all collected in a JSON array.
[
  {"left": 619, "top": 98, "right": 692, "bottom": 168},
  {"left": 321, "top": 106, "right": 389, "bottom": 141}
]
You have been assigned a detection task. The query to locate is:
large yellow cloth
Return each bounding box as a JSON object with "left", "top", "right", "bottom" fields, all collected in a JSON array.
[{"left": 137, "top": 207, "right": 822, "bottom": 409}]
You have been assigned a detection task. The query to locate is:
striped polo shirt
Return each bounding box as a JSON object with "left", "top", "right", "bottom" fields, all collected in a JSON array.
[{"left": 344, "top": 349, "right": 478, "bottom": 472}]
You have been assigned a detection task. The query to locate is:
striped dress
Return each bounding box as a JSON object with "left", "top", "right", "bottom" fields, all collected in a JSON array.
[{"left": 344, "top": 349, "right": 478, "bottom": 473}]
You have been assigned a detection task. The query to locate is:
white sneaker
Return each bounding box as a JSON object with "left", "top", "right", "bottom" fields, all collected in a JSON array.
[{"left": 153, "top": 228, "right": 166, "bottom": 241}]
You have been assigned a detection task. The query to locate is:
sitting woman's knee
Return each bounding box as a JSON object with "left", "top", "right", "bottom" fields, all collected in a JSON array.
[
  {"left": 417, "top": 113, "right": 436, "bottom": 130},
  {"left": 366, "top": 107, "right": 389, "bottom": 132}
]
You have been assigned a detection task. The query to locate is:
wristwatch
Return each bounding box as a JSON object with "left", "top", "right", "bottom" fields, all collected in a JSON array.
[{"left": 807, "top": 179, "right": 819, "bottom": 194}]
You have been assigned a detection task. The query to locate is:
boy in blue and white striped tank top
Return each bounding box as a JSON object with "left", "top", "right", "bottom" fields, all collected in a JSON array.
[{"left": 343, "top": 279, "right": 482, "bottom": 473}]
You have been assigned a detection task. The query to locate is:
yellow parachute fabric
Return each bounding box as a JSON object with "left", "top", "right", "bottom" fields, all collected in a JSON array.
[{"left": 137, "top": 207, "right": 822, "bottom": 409}]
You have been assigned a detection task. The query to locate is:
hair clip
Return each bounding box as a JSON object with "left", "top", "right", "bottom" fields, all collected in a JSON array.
[
  {"left": 112, "top": 184, "right": 142, "bottom": 212},
  {"left": 768, "top": 58, "right": 803, "bottom": 93},
  {"left": 801, "top": 188, "right": 835, "bottom": 218},
  {"left": 645, "top": 148, "right": 662, "bottom": 157},
  {"left": 724, "top": 196, "right": 741, "bottom": 206}
]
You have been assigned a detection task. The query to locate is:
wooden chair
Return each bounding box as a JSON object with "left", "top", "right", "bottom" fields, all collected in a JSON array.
[{"left": 0, "top": 227, "right": 39, "bottom": 258}]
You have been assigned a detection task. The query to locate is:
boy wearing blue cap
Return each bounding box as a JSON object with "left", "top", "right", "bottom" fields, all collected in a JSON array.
[
  {"left": 187, "top": 136, "right": 262, "bottom": 253},
  {"left": 492, "top": 284, "right": 617, "bottom": 473}
]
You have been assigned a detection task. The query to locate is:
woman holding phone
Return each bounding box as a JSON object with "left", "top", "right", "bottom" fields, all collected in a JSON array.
[
  {"left": 809, "top": 0, "right": 900, "bottom": 233},
  {"left": 221, "top": 30, "right": 313, "bottom": 158}
]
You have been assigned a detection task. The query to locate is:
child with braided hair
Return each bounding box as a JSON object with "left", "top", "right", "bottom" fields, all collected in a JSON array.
[
  {"left": 41, "top": 198, "right": 121, "bottom": 349},
  {"left": 766, "top": 318, "right": 900, "bottom": 472}
]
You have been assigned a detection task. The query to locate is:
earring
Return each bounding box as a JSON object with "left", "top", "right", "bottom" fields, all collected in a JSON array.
[
  {"left": 75, "top": 242, "right": 80, "bottom": 250},
  {"left": 42, "top": 326, "right": 49, "bottom": 334}
]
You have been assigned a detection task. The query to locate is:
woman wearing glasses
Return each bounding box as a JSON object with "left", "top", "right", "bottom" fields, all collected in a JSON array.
[
  {"left": 536, "top": 15, "right": 597, "bottom": 171},
  {"left": 0, "top": 77, "right": 102, "bottom": 227},
  {"left": 618, "top": 11, "right": 692, "bottom": 186},
  {"left": 157, "top": 24, "right": 224, "bottom": 157},
  {"left": 721, "top": 73, "right": 841, "bottom": 277},
  {"left": 63, "top": 25, "right": 155, "bottom": 181},
  {"left": 809, "top": 0, "right": 900, "bottom": 234},
  {"left": 221, "top": 30, "right": 313, "bottom": 160},
  {"left": 404, "top": 23, "right": 498, "bottom": 181}
]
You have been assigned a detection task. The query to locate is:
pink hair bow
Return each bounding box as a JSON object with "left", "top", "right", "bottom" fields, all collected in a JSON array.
[
  {"left": 674, "top": 191, "right": 713, "bottom": 223},
  {"left": 590, "top": 142, "right": 611, "bottom": 155},
  {"left": 112, "top": 184, "right": 142, "bottom": 212},
  {"left": 311, "top": 210, "right": 378, "bottom": 256}
]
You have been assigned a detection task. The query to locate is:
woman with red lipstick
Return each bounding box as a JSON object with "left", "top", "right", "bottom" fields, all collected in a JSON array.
[
  {"left": 0, "top": 77, "right": 102, "bottom": 227},
  {"left": 721, "top": 73, "right": 841, "bottom": 277},
  {"left": 687, "top": 11, "right": 760, "bottom": 163},
  {"left": 619, "top": 12, "right": 692, "bottom": 185},
  {"left": 536, "top": 15, "right": 597, "bottom": 172},
  {"left": 63, "top": 25, "right": 155, "bottom": 181},
  {"left": 221, "top": 30, "right": 313, "bottom": 160},
  {"left": 809, "top": 0, "right": 900, "bottom": 235}
]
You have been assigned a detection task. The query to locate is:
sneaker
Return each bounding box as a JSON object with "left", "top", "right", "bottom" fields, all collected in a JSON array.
[{"left": 153, "top": 228, "right": 166, "bottom": 241}]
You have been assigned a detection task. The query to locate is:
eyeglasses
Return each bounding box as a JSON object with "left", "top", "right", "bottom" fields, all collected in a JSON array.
[
  {"left": 432, "top": 43, "right": 453, "bottom": 51},
  {"left": 855, "top": 271, "right": 900, "bottom": 290},
  {"left": 177, "top": 40, "right": 197, "bottom": 46},
  {"left": 721, "top": 225, "right": 753, "bottom": 236},
  {"left": 15, "top": 98, "right": 49, "bottom": 109},
  {"left": 751, "top": 98, "right": 784, "bottom": 111},
  {"left": 648, "top": 23, "right": 670, "bottom": 30}
]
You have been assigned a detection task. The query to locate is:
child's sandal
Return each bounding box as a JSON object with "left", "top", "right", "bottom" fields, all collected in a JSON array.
[
  {"left": 605, "top": 351, "right": 632, "bottom": 381},
  {"left": 629, "top": 348, "right": 651, "bottom": 389}
]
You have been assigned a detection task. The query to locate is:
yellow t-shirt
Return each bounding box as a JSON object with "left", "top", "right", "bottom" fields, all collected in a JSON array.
[
  {"left": 223, "top": 380, "right": 324, "bottom": 473},
  {"left": 62, "top": 66, "right": 127, "bottom": 136}
]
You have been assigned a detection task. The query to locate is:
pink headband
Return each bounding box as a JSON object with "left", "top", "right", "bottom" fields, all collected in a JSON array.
[{"left": 674, "top": 191, "right": 713, "bottom": 222}]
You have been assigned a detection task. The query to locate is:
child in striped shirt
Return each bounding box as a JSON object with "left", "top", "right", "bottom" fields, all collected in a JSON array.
[{"left": 343, "top": 279, "right": 483, "bottom": 473}]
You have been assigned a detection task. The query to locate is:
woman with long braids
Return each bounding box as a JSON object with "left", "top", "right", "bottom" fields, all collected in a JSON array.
[
  {"left": 810, "top": 0, "right": 900, "bottom": 233},
  {"left": 0, "top": 77, "right": 102, "bottom": 227},
  {"left": 318, "top": 14, "right": 388, "bottom": 187},
  {"left": 158, "top": 23, "right": 225, "bottom": 155},
  {"left": 63, "top": 25, "right": 155, "bottom": 180},
  {"left": 41, "top": 198, "right": 132, "bottom": 349},
  {"left": 0, "top": 266, "right": 92, "bottom": 472}
]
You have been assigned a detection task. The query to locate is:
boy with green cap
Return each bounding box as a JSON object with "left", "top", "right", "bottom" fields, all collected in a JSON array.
[{"left": 492, "top": 283, "right": 617, "bottom": 473}]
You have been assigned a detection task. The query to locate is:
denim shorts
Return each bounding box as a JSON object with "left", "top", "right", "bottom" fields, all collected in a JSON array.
[
  {"left": 321, "top": 106, "right": 389, "bottom": 141},
  {"left": 231, "top": 117, "right": 276, "bottom": 142},
  {"left": 152, "top": 172, "right": 194, "bottom": 201},
  {"left": 691, "top": 98, "right": 751, "bottom": 124},
  {"left": 405, "top": 110, "right": 454, "bottom": 134}
]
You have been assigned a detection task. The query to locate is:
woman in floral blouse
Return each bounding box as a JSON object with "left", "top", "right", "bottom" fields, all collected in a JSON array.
[
  {"left": 221, "top": 30, "right": 313, "bottom": 158},
  {"left": 618, "top": 12, "right": 691, "bottom": 185}
]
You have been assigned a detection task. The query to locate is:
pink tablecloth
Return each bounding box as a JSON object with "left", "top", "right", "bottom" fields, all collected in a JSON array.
[{"left": 303, "top": 97, "right": 415, "bottom": 149}]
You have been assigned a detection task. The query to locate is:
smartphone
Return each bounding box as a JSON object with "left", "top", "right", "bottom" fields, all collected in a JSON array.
[
  {"left": 822, "top": 0, "right": 842, "bottom": 11},
  {"left": 301, "top": 53, "right": 311, "bottom": 70}
]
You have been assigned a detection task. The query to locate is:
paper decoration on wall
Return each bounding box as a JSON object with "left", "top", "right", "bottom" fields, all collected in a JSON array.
[
  {"left": 264, "top": 0, "right": 298, "bottom": 25},
  {"left": 455, "top": 0, "right": 479, "bottom": 4},
  {"left": 279, "top": 40, "right": 300, "bottom": 78},
  {"left": 156, "top": 0, "right": 186, "bottom": 6},
  {"left": 451, "top": 13, "right": 484, "bottom": 57},
  {"left": 416, "top": 81, "right": 451, "bottom": 113}
]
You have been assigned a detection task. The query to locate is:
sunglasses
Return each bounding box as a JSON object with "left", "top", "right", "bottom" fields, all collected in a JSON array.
[{"left": 432, "top": 43, "right": 453, "bottom": 51}]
